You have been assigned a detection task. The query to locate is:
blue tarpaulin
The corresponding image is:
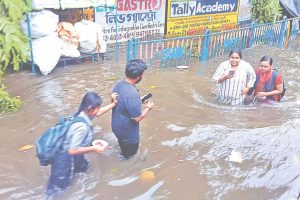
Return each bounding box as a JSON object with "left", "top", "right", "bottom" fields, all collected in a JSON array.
[{"left": 281, "top": 0, "right": 300, "bottom": 17}]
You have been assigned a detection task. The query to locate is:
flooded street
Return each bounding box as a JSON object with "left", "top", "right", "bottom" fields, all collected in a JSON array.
[{"left": 0, "top": 44, "right": 300, "bottom": 200}]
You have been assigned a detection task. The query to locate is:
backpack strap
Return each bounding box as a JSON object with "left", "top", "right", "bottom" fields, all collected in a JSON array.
[
  {"left": 271, "top": 69, "right": 278, "bottom": 88},
  {"left": 271, "top": 68, "right": 286, "bottom": 100},
  {"left": 71, "top": 116, "right": 88, "bottom": 124},
  {"left": 70, "top": 116, "right": 91, "bottom": 144}
]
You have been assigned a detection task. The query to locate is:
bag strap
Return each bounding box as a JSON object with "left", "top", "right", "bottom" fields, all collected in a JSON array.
[
  {"left": 271, "top": 69, "right": 278, "bottom": 88},
  {"left": 272, "top": 68, "right": 286, "bottom": 97},
  {"left": 70, "top": 116, "right": 91, "bottom": 144}
]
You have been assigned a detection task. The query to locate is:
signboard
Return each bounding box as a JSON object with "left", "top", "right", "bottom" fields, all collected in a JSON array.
[
  {"left": 95, "top": 0, "right": 165, "bottom": 44},
  {"left": 166, "top": 0, "right": 240, "bottom": 36}
]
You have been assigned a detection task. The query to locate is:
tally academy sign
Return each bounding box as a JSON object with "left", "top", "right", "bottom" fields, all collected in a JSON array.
[{"left": 166, "top": 0, "right": 240, "bottom": 36}]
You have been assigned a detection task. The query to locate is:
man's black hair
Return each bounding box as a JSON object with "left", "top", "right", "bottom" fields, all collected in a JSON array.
[{"left": 125, "top": 59, "right": 147, "bottom": 79}]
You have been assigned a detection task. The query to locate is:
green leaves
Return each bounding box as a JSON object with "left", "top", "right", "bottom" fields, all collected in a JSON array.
[
  {"left": 0, "top": 84, "right": 21, "bottom": 113},
  {"left": 0, "top": 82, "right": 22, "bottom": 113},
  {"left": 251, "top": 0, "right": 282, "bottom": 23},
  {"left": 0, "top": 17, "right": 29, "bottom": 74},
  {"left": 0, "top": 0, "right": 31, "bottom": 113},
  {"left": 1, "top": 0, "right": 31, "bottom": 23}
]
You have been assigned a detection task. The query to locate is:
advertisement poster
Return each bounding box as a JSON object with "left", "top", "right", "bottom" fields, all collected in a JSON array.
[
  {"left": 95, "top": 0, "right": 165, "bottom": 44},
  {"left": 238, "top": 0, "right": 251, "bottom": 22},
  {"left": 166, "top": 0, "right": 240, "bottom": 37}
]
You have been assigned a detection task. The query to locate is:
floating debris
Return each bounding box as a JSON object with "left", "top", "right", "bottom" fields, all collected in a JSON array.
[
  {"left": 139, "top": 170, "right": 155, "bottom": 182},
  {"left": 18, "top": 144, "right": 34, "bottom": 151},
  {"left": 228, "top": 150, "right": 243, "bottom": 163},
  {"left": 176, "top": 65, "right": 189, "bottom": 69}
]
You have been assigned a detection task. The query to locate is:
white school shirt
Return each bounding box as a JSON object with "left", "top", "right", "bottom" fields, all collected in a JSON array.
[
  {"left": 212, "top": 60, "right": 256, "bottom": 105},
  {"left": 62, "top": 112, "right": 93, "bottom": 151}
]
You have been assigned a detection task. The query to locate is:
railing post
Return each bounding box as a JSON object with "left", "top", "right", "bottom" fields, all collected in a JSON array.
[
  {"left": 288, "top": 18, "right": 299, "bottom": 48},
  {"left": 127, "top": 38, "right": 138, "bottom": 62},
  {"left": 278, "top": 16, "right": 287, "bottom": 48},
  {"left": 126, "top": 39, "right": 131, "bottom": 63},
  {"left": 201, "top": 29, "right": 211, "bottom": 62},
  {"left": 248, "top": 22, "right": 256, "bottom": 48},
  {"left": 27, "top": 13, "right": 36, "bottom": 74},
  {"left": 132, "top": 38, "right": 138, "bottom": 59}
]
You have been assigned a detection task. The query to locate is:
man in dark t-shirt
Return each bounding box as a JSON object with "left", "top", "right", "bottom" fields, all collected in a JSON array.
[{"left": 112, "top": 59, "right": 154, "bottom": 159}]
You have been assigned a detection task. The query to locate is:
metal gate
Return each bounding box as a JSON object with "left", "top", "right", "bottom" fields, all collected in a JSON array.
[{"left": 127, "top": 17, "right": 300, "bottom": 69}]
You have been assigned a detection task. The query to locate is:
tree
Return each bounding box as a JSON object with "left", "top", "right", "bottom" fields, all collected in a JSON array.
[
  {"left": 251, "top": 0, "right": 282, "bottom": 23},
  {"left": 0, "top": 0, "right": 31, "bottom": 113}
]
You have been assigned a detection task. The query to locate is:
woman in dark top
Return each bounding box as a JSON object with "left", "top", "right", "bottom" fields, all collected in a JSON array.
[{"left": 252, "top": 55, "right": 284, "bottom": 102}]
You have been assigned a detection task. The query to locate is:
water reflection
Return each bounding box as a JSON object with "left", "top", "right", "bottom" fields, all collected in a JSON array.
[
  {"left": 108, "top": 176, "right": 139, "bottom": 187},
  {"left": 37, "top": 79, "right": 70, "bottom": 113},
  {"left": 132, "top": 181, "right": 164, "bottom": 200}
]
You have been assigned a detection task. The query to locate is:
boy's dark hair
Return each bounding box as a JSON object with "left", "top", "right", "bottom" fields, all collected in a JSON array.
[{"left": 125, "top": 59, "right": 147, "bottom": 79}]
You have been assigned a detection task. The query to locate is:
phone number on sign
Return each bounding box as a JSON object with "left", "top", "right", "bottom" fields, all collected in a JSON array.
[{"left": 104, "top": 29, "right": 161, "bottom": 41}]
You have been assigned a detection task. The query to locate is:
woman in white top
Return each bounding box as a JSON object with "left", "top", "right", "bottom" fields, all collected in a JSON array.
[{"left": 212, "top": 48, "right": 256, "bottom": 105}]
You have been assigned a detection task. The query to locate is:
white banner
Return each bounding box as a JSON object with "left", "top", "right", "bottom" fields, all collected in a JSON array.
[
  {"left": 60, "top": 0, "right": 116, "bottom": 9},
  {"left": 238, "top": 0, "right": 251, "bottom": 21},
  {"left": 31, "top": 0, "right": 60, "bottom": 9},
  {"left": 32, "top": 0, "right": 116, "bottom": 9},
  {"left": 95, "top": 0, "right": 165, "bottom": 44}
]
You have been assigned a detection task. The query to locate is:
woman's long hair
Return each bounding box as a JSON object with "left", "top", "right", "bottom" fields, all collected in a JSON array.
[
  {"left": 260, "top": 55, "right": 273, "bottom": 65},
  {"left": 229, "top": 48, "right": 242, "bottom": 58},
  {"left": 74, "top": 92, "right": 102, "bottom": 117}
]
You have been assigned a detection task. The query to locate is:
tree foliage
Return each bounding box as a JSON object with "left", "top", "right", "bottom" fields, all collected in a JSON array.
[
  {"left": 251, "top": 0, "right": 282, "bottom": 23},
  {"left": 0, "top": 84, "right": 21, "bottom": 113},
  {"left": 0, "top": 0, "right": 31, "bottom": 76},
  {"left": 0, "top": 17, "right": 29, "bottom": 76},
  {"left": 0, "top": 0, "right": 31, "bottom": 113}
]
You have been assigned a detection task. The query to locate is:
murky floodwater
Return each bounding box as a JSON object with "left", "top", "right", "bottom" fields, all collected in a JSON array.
[{"left": 0, "top": 44, "right": 300, "bottom": 200}]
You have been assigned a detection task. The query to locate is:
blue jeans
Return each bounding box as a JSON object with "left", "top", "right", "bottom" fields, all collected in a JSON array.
[{"left": 46, "top": 151, "right": 89, "bottom": 197}]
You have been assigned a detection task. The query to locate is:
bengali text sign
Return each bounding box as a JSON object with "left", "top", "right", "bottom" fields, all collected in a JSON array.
[{"left": 95, "top": 0, "right": 165, "bottom": 44}]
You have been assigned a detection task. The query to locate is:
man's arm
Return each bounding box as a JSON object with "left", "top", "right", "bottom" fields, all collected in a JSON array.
[{"left": 133, "top": 101, "right": 154, "bottom": 122}]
